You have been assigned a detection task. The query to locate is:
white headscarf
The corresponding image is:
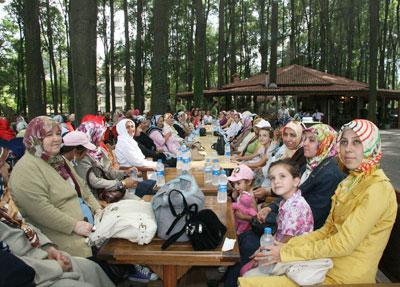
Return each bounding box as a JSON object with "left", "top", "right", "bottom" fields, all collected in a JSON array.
[{"left": 115, "top": 119, "right": 156, "bottom": 168}]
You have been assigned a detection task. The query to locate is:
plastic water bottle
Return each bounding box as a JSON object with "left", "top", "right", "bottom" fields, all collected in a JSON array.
[
  {"left": 217, "top": 170, "right": 228, "bottom": 203},
  {"left": 212, "top": 159, "right": 220, "bottom": 186},
  {"left": 224, "top": 142, "right": 231, "bottom": 159},
  {"left": 259, "top": 227, "right": 274, "bottom": 274},
  {"left": 182, "top": 147, "right": 190, "bottom": 174},
  {"left": 204, "top": 159, "right": 212, "bottom": 185},
  {"left": 176, "top": 147, "right": 183, "bottom": 173},
  {"left": 156, "top": 159, "right": 165, "bottom": 186}
]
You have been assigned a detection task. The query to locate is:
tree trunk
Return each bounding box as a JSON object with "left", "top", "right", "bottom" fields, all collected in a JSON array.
[
  {"left": 151, "top": 0, "right": 170, "bottom": 113},
  {"left": 345, "top": 0, "right": 355, "bottom": 78},
  {"left": 229, "top": 0, "right": 236, "bottom": 79},
  {"left": 289, "top": 0, "right": 296, "bottom": 64},
  {"left": 23, "top": 0, "right": 45, "bottom": 118},
  {"left": 134, "top": 0, "right": 144, "bottom": 111},
  {"left": 123, "top": 0, "right": 132, "bottom": 110},
  {"left": 101, "top": 0, "right": 110, "bottom": 112},
  {"left": 218, "top": 0, "right": 225, "bottom": 88},
  {"left": 110, "top": 0, "right": 116, "bottom": 112},
  {"left": 368, "top": 0, "right": 379, "bottom": 123},
  {"left": 187, "top": 3, "right": 194, "bottom": 92},
  {"left": 259, "top": 0, "right": 269, "bottom": 73},
  {"left": 69, "top": 0, "right": 98, "bottom": 120},
  {"left": 45, "top": 0, "right": 59, "bottom": 114},
  {"left": 269, "top": 0, "right": 278, "bottom": 86},
  {"left": 193, "top": 0, "right": 206, "bottom": 107},
  {"left": 378, "top": 0, "right": 390, "bottom": 88},
  {"left": 319, "top": 0, "right": 327, "bottom": 72}
]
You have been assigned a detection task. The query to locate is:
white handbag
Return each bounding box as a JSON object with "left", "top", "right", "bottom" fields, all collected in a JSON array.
[
  {"left": 88, "top": 199, "right": 157, "bottom": 248},
  {"left": 271, "top": 258, "right": 333, "bottom": 286}
]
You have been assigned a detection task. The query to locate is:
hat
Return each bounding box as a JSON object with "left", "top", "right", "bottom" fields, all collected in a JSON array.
[
  {"left": 241, "top": 111, "right": 256, "bottom": 119},
  {"left": 63, "top": 131, "right": 96, "bottom": 151},
  {"left": 227, "top": 164, "right": 254, "bottom": 182},
  {"left": 255, "top": 119, "right": 271, "bottom": 128}
]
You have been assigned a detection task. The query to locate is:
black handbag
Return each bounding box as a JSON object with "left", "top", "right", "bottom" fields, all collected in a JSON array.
[
  {"left": 211, "top": 134, "right": 225, "bottom": 156},
  {"left": 86, "top": 166, "right": 126, "bottom": 203},
  {"left": 161, "top": 189, "right": 227, "bottom": 251},
  {"left": 199, "top": 127, "right": 206, "bottom": 136}
]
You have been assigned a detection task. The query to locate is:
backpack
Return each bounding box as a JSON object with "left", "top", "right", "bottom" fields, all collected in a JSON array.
[
  {"left": 161, "top": 189, "right": 227, "bottom": 251},
  {"left": 151, "top": 174, "right": 205, "bottom": 242}
]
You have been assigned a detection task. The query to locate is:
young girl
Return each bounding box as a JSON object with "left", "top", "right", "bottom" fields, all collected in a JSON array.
[
  {"left": 227, "top": 164, "right": 258, "bottom": 235},
  {"left": 235, "top": 127, "right": 273, "bottom": 169},
  {"left": 240, "top": 159, "right": 313, "bottom": 276},
  {"left": 268, "top": 159, "right": 313, "bottom": 243}
]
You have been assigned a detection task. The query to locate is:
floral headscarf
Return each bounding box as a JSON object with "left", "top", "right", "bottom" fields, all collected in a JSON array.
[
  {"left": 337, "top": 119, "right": 382, "bottom": 174},
  {"left": 23, "top": 116, "right": 69, "bottom": 179},
  {"left": 77, "top": 121, "right": 106, "bottom": 160},
  {"left": 305, "top": 124, "right": 337, "bottom": 170},
  {"left": 300, "top": 124, "right": 337, "bottom": 184}
]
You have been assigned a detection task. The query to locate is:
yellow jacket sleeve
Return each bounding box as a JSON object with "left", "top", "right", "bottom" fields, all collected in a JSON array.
[{"left": 281, "top": 182, "right": 390, "bottom": 261}]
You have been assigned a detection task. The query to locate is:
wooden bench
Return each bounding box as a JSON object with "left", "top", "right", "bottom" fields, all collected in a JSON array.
[{"left": 97, "top": 196, "right": 240, "bottom": 287}]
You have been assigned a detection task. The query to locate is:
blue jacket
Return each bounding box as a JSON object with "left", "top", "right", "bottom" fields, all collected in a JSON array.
[{"left": 267, "top": 156, "right": 346, "bottom": 230}]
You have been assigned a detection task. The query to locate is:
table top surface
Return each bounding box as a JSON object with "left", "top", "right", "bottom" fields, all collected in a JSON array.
[{"left": 97, "top": 196, "right": 240, "bottom": 266}]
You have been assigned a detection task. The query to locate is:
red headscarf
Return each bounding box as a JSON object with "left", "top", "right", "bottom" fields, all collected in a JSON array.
[{"left": 0, "top": 118, "right": 16, "bottom": 141}]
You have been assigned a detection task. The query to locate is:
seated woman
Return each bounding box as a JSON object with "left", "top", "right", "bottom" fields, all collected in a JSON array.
[
  {"left": 148, "top": 115, "right": 179, "bottom": 156},
  {"left": 253, "top": 121, "right": 306, "bottom": 199},
  {"left": 163, "top": 113, "right": 183, "bottom": 144},
  {"left": 225, "top": 112, "right": 243, "bottom": 141},
  {"left": 234, "top": 118, "right": 262, "bottom": 156},
  {"left": 239, "top": 119, "right": 397, "bottom": 286},
  {"left": 219, "top": 111, "right": 228, "bottom": 127},
  {"left": 133, "top": 116, "right": 176, "bottom": 167},
  {"left": 9, "top": 116, "right": 101, "bottom": 258},
  {"left": 230, "top": 112, "right": 254, "bottom": 152},
  {"left": 115, "top": 119, "right": 157, "bottom": 169},
  {"left": 173, "top": 111, "right": 191, "bottom": 139},
  {"left": 73, "top": 124, "right": 156, "bottom": 199}
]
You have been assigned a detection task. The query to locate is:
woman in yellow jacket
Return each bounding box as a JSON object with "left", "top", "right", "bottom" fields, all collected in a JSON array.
[{"left": 239, "top": 119, "right": 397, "bottom": 286}]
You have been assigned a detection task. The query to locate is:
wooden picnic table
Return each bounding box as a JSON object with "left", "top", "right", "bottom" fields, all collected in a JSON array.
[{"left": 97, "top": 196, "right": 240, "bottom": 287}]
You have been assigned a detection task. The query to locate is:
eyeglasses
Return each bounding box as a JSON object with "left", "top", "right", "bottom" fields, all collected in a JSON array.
[{"left": 126, "top": 125, "right": 135, "bottom": 128}]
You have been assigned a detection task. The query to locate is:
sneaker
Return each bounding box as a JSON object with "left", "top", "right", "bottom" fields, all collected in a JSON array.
[{"left": 128, "top": 264, "right": 159, "bottom": 283}]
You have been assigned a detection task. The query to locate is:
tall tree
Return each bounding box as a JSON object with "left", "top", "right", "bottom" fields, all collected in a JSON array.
[
  {"left": 187, "top": 3, "right": 195, "bottom": 91},
  {"left": 259, "top": 0, "right": 269, "bottom": 72},
  {"left": 345, "top": 0, "right": 355, "bottom": 78},
  {"left": 319, "top": 0, "right": 328, "bottom": 71},
  {"left": 123, "top": 0, "right": 132, "bottom": 109},
  {"left": 368, "top": 0, "right": 379, "bottom": 123},
  {"left": 151, "top": 0, "right": 170, "bottom": 113},
  {"left": 228, "top": 0, "right": 236, "bottom": 79},
  {"left": 134, "top": 0, "right": 144, "bottom": 111},
  {"left": 69, "top": 0, "right": 97, "bottom": 119},
  {"left": 23, "top": 0, "right": 45, "bottom": 118},
  {"left": 101, "top": 0, "right": 110, "bottom": 112},
  {"left": 378, "top": 0, "right": 390, "bottom": 88},
  {"left": 193, "top": 0, "right": 206, "bottom": 107},
  {"left": 45, "top": 0, "right": 59, "bottom": 114},
  {"left": 217, "top": 0, "right": 225, "bottom": 88},
  {"left": 269, "top": 0, "right": 278, "bottom": 86},
  {"left": 110, "top": 0, "right": 116, "bottom": 112}
]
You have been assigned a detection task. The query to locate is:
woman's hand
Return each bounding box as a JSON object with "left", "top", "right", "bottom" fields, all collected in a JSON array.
[
  {"left": 257, "top": 206, "right": 272, "bottom": 223},
  {"left": 254, "top": 241, "right": 284, "bottom": 266},
  {"left": 253, "top": 187, "right": 271, "bottom": 200},
  {"left": 122, "top": 178, "right": 138, "bottom": 189},
  {"left": 73, "top": 221, "right": 93, "bottom": 237}
]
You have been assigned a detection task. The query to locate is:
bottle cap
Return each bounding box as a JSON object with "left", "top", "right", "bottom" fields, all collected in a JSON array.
[{"left": 264, "top": 227, "right": 272, "bottom": 234}]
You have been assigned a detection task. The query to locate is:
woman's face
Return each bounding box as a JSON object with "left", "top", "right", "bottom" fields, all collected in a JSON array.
[
  {"left": 157, "top": 116, "right": 164, "bottom": 128},
  {"left": 303, "top": 131, "right": 319, "bottom": 158},
  {"left": 125, "top": 121, "right": 136, "bottom": 137},
  {"left": 282, "top": 127, "right": 300, "bottom": 150},
  {"left": 258, "top": 129, "right": 271, "bottom": 146},
  {"left": 339, "top": 128, "right": 364, "bottom": 170},
  {"left": 165, "top": 115, "right": 174, "bottom": 125},
  {"left": 42, "top": 126, "right": 62, "bottom": 156},
  {"left": 233, "top": 114, "right": 241, "bottom": 123}
]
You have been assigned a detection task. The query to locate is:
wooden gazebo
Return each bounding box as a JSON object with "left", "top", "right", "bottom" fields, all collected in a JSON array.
[{"left": 177, "top": 65, "right": 400, "bottom": 128}]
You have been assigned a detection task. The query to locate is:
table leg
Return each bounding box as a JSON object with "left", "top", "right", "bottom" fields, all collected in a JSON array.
[{"left": 163, "top": 265, "right": 177, "bottom": 287}]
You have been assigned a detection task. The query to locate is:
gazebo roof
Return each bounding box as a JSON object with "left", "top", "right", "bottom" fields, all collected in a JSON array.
[{"left": 176, "top": 64, "right": 400, "bottom": 98}]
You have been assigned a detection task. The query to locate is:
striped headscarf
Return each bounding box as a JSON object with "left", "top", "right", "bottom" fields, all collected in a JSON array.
[{"left": 337, "top": 119, "right": 382, "bottom": 174}]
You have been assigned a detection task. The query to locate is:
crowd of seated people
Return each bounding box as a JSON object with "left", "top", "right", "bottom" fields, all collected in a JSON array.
[{"left": 0, "top": 105, "right": 397, "bottom": 287}]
